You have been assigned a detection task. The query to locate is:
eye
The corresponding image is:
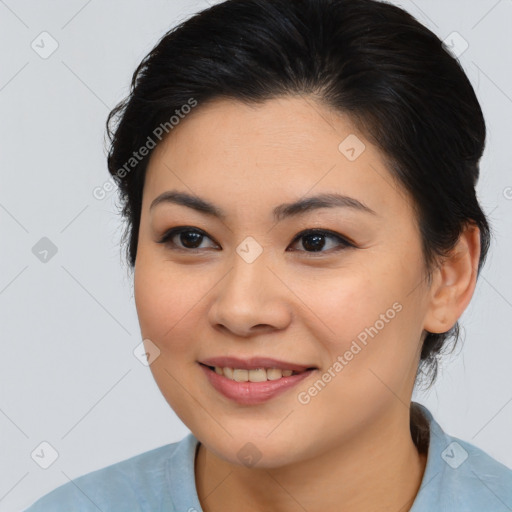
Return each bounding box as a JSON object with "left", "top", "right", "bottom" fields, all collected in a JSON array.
[
  {"left": 157, "top": 227, "right": 219, "bottom": 251},
  {"left": 287, "top": 229, "right": 354, "bottom": 254}
]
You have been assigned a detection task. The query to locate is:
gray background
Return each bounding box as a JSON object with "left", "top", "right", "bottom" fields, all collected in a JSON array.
[{"left": 1, "top": 0, "right": 511, "bottom": 510}]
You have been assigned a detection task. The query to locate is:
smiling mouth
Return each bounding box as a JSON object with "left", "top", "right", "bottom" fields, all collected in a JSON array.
[{"left": 200, "top": 363, "right": 316, "bottom": 382}]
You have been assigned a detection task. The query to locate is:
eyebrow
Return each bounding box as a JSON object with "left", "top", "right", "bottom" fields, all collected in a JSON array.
[{"left": 149, "top": 190, "right": 377, "bottom": 221}]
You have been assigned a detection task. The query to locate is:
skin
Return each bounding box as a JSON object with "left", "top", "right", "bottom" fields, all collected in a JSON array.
[{"left": 133, "top": 95, "right": 481, "bottom": 512}]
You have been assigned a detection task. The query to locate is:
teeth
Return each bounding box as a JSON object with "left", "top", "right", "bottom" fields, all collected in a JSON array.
[
  {"left": 233, "top": 369, "right": 248, "bottom": 382},
  {"left": 248, "top": 368, "right": 267, "bottom": 382},
  {"left": 267, "top": 368, "right": 284, "bottom": 380},
  {"left": 214, "top": 366, "right": 302, "bottom": 381}
]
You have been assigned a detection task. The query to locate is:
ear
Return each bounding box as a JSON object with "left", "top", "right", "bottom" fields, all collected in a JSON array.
[{"left": 423, "top": 223, "right": 481, "bottom": 334}]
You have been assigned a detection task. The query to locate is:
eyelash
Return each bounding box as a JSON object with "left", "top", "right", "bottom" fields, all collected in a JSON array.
[{"left": 156, "top": 226, "right": 355, "bottom": 255}]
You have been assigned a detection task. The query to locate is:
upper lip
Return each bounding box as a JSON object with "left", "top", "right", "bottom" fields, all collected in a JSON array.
[{"left": 199, "top": 356, "right": 316, "bottom": 372}]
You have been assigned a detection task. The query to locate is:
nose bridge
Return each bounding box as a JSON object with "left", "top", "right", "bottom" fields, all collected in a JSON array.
[
  {"left": 208, "top": 242, "right": 291, "bottom": 334},
  {"left": 225, "top": 244, "right": 272, "bottom": 305}
]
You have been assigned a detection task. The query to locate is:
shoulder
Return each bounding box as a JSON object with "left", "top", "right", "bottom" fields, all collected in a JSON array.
[
  {"left": 440, "top": 434, "right": 512, "bottom": 508},
  {"left": 412, "top": 403, "right": 512, "bottom": 511},
  {"left": 23, "top": 435, "right": 196, "bottom": 512}
]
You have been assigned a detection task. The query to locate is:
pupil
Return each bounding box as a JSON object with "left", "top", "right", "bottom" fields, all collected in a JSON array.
[
  {"left": 181, "top": 231, "right": 202, "bottom": 248},
  {"left": 303, "top": 234, "right": 325, "bottom": 252}
]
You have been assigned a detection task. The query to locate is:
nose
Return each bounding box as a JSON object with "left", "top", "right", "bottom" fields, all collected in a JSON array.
[{"left": 207, "top": 251, "right": 292, "bottom": 338}]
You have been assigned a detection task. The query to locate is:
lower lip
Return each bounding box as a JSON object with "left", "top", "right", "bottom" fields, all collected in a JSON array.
[{"left": 199, "top": 364, "right": 316, "bottom": 405}]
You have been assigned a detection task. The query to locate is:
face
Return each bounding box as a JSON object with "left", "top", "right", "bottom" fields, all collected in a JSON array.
[{"left": 134, "top": 96, "right": 431, "bottom": 468}]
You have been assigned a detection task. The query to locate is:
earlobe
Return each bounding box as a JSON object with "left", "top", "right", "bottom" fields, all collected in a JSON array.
[{"left": 423, "top": 223, "right": 481, "bottom": 334}]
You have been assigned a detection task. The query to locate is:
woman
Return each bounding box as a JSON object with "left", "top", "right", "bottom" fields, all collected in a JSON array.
[{"left": 25, "top": 0, "right": 512, "bottom": 510}]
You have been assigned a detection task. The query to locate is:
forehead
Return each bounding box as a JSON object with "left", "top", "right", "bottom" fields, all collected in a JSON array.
[
  {"left": 151, "top": 95, "right": 364, "bottom": 165},
  {"left": 143, "top": 96, "right": 412, "bottom": 221}
]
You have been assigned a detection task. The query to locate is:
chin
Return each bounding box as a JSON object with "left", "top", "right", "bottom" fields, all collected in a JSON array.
[{"left": 195, "top": 425, "right": 313, "bottom": 469}]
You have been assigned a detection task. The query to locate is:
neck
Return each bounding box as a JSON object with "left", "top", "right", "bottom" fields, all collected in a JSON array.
[{"left": 195, "top": 404, "right": 428, "bottom": 512}]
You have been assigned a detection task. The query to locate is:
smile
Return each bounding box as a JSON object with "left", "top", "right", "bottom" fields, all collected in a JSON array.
[{"left": 198, "top": 358, "right": 317, "bottom": 405}]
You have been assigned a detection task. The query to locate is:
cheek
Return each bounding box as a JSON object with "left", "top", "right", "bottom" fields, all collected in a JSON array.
[
  {"left": 133, "top": 257, "right": 206, "bottom": 419},
  {"left": 295, "top": 259, "right": 423, "bottom": 383},
  {"left": 296, "top": 268, "right": 401, "bottom": 347},
  {"left": 133, "top": 256, "right": 205, "bottom": 352}
]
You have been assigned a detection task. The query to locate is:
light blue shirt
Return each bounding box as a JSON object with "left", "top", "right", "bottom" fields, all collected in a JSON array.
[{"left": 24, "top": 403, "right": 512, "bottom": 511}]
